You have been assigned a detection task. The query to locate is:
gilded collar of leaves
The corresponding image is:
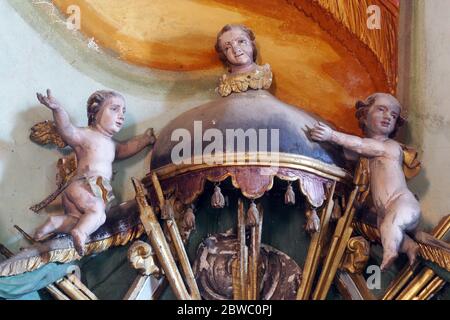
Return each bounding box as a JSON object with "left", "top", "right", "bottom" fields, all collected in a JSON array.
[{"left": 217, "top": 64, "right": 273, "bottom": 97}]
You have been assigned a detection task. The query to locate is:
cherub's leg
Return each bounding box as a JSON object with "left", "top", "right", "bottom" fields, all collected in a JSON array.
[
  {"left": 400, "top": 234, "right": 419, "bottom": 266},
  {"left": 379, "top": 211, "right": 401, "bottom": 271},
  {"left": 379, "top": 195, "right": 421, "bottom": 270},
  {"left": 71, "top": 206, "right": 106, "bottom": 256},
  {"left": 65, "top": 181, "right": 106, "bottom": 256},
  {"left": 392, "top": 195, "right": 420, "bottom": 266},
  {"left": 34, "top": 193, "right": 82, "bottom": 241},
  {"left": 71, "top": 202, "right": 106, "bottom": 237},
  {"left": 58, "top": 193, "right": 83, "bottom": 233},
  {"left": 34, "top": 215, "right": 78, "bottom": 241}
]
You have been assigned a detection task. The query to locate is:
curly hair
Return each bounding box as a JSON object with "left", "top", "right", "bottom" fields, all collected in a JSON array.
[
  {"left": 215, "top": 24, "right": 258, "bottom": 66},
  {"left": 355, "top": 93, "right": 405, "bottom": 138},
  {"left": 86, "top": 90, "right": 124, "bottom": 126}
]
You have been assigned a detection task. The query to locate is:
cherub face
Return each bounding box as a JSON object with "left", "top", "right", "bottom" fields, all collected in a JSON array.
[
  {"left": 218, "top": 28, "right": 254, "bottom": 68},
  {"left": 95, "top": 96, "right": 126, "bottom": 136},
  {"left": 364, "top": 96, "right": 400, "bottom": 137}
]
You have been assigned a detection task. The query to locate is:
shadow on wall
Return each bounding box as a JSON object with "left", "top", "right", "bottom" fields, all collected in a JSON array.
[
  {"left": 0, "top": 139, "right": 15, "bottom": 242},
  {"left": 0, "top": 106, "right": 55, "bottom": 250},
  {"left": 400, "top": 123, "right": 430, "bottom": 233}
]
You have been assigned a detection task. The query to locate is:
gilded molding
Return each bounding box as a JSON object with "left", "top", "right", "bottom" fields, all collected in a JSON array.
[
  {"left": 0, "top": 224, "right": 144, "bottom": 277},
  {"left": 147, "top": 152, "right": 351, "bottom": 182}
]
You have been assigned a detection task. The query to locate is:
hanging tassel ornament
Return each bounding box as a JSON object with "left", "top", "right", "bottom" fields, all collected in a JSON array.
[
  {"left": 331, "top": 199, "right": 342, "bottom": 221},
  {"left": 284, "top": 182, "right": 296, "bottom": 205},
  {"left": 305, "top": 207, "right": 320, "bottom": 234},
  {"left": 183, "top": 205, "right": 196, "bottom": 232},
  {"left": 246, "top": 200, "right": 259, "bottom": 227},
  {"left": 211, "top": 183, "right": 225, "bottom": 209}
]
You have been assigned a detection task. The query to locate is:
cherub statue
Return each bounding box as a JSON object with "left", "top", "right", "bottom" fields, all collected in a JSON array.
[
  {"left": 309, "top": 93, "right": 421, "bottom": 270},
  {"left": 34, "top": 89, "right": 156, "bottom": 256},
  {"left": 215, "top": 24, "right": 272, "bottom": 97},
  {"left": 214, "top": 24, "right": 324, "bottom": 233}
]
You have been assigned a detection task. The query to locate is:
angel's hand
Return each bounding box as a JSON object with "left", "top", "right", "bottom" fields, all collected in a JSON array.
[
  {"left": 309, "top": 122, "right": 334, "bottom": 142},
  {"left": 145, "top": 128, "right": 156, "bottom": 145},
  {"left": 36, "top": 89, "right": 61, "bottom": 110}
]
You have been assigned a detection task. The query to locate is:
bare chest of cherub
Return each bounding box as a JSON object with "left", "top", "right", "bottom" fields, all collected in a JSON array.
[
  {"left": 74, "top": 130, "right": 116, "bottom": 178},
  {"left": 369, "top": 143, "right": 409, "bottom": 210}
]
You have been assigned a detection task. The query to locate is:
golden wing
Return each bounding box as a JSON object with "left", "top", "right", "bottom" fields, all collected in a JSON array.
[
  {"left": 401, "top": 144, "right": 421, "bottom": 179},
  {"left": 29, "top": 121, "right": 78, "bottom": 212},
  {"left": 56, "top": 153, "right": 77, "bottom": 188},
  {"left": 30, "top": 120, "right": 67, "bottom": 148}
]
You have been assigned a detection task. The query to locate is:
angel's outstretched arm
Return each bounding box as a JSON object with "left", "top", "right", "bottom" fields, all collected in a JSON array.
[
  {"left": 115, "top": 128, "right": 156, "bottom": 160},
  {"left": 36, "top": 89, "right": 83, "bottom": 146},
  {"left": 309, "top": 122, "right": 387, "bottom": 158}
]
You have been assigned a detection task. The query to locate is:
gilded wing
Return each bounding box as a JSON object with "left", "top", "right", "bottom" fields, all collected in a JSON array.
[
  {"left": 56, "top": 153, "right": 77, "bottom": 188},
  {"left": 30, "top": 120, "right": 67, "bottom": 148},
  {"left": 401, "top": 144, "right": 421, "bottom": 179},
  {"left": 29, "top": 121, "right": 77, "bottom": 212}
]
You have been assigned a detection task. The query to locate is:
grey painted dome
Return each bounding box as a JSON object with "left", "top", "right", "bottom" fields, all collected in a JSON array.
[{"left": 151, "top": 90, "right": 345, "bottom": 170}]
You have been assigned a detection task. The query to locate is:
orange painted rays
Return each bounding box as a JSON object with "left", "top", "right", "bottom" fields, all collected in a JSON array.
[{"left": 52, "top": 0, "right": 398, "bottom": 135}]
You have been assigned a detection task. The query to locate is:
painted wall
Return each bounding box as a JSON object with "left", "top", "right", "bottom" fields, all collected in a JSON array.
[{"left": 398, "top": 0, "right": 450, "bottom": 233}]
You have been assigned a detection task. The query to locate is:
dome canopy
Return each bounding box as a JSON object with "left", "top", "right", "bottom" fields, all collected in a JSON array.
[
  {"left": 146, "top": 90, "right": 351, "bottom": 206},
  {"left": 152, "top": 90, "right": 347, "bottom": 173}
]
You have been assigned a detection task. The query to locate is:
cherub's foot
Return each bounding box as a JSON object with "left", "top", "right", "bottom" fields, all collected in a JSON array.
[
  {"left": 380, "top": 253, "right": 398, "bottom": 271},
  {"left": 34, "top": 230, "right": 46, "bottom": 242},
  {"left": 406, "top": 242, "right": 419, "bottom": 266},
  {"left": 34, "top": 232, "right": 55, "bottom": 242},
  {"left": 34, "top": 227, "right": 53, "bottom": 242},
  {"left": 71, "top": 229, "right": 87, "bottom": 256}
]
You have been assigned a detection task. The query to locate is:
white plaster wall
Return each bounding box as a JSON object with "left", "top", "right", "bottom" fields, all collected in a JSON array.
[
  {"left": 398, "top": 0, "right": 450, "bottom": 232},
  {"left": 0, "top": 0, "right": 215, "bottom": 250}
]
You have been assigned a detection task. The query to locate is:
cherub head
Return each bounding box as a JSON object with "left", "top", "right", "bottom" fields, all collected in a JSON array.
[
  {"left": 87, "top": 90, "right": 126, "bottom": 135},
  {"left": 215, "top": 24, "right": 257, "bottom": 71},
  {"left": 355, "top": 93, "right": 406, "bottom": 138}
]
